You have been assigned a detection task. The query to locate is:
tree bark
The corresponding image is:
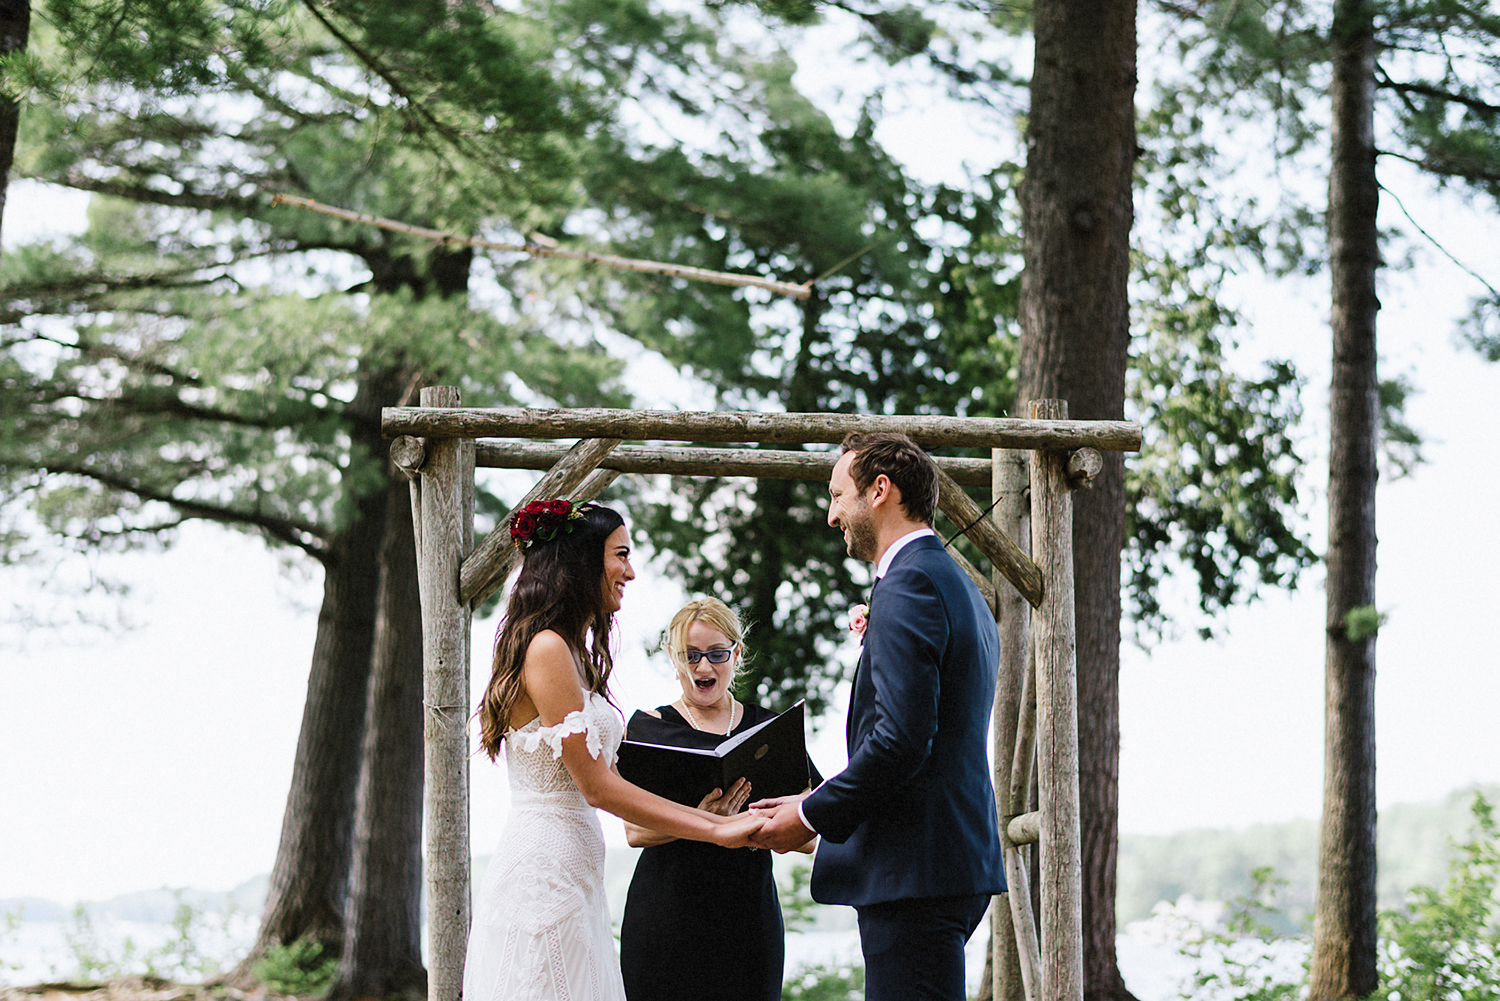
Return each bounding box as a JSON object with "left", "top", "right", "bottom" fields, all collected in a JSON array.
[
  {"left": 1018, "top": 1, "right": 1138, "bottom": 998},
  {"left": 325, "top": 465, "right": 427, "bottom": 1001},
  {"left": 1310, "top": 1, "right": 1381, "bottom": 996},
  {"left": 0, "top": 0, "right": 29, "bottom": 260},
  {"left": 222, "top": 363, "right": 412, "bottom": 985}
]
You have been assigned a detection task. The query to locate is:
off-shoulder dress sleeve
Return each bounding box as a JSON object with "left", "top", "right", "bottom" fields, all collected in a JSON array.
[{"left": 517, "top": 692, "right": 614, "bottom": 764}]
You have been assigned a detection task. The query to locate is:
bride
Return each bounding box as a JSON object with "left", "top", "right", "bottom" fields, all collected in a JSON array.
[{"left": 465, "top": 499, "right": 763, "bottom": 1001}]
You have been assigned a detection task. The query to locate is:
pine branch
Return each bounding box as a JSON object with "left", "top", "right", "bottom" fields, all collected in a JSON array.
[
  {"left": 1380, "top": 146, "right": 1500, "bottom": 184},
  {"left": 297, "top": 0, "right": 476, "bottom": 167},
  {"left": 40, "top": 462, "right": 331, "bottom": 561},
  {"left": 59, "top": 172, "right": 262, "bottom": 213},
  {"left": 1376, "top": 75, "right": 1500, "bottom": 116}
]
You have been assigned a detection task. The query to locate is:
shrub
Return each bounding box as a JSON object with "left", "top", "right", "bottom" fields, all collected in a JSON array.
[
  {"left": 1377, "top": 792, "right": 1500, "bottom": 1000},
  {"left": 253, "top": 939, "right": 339, "bottom": 996}
]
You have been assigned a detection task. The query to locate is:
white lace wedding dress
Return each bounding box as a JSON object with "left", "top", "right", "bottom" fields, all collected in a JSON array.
[{"left": 463, "top": 691, "right": 626, "bottom": 1001}]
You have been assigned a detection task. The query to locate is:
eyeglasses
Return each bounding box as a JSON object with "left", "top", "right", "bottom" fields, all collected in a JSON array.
[{"left": 682, "top": 645, "right": 738, "bottom": 665}]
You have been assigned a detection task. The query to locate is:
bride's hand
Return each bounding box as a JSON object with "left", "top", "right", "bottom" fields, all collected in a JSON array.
[
  {"left": 710, "top": 812, "right": 765, "bottom": 849},
  {"left": 697, "top": 777, "right": 751, "bottom": 816}
]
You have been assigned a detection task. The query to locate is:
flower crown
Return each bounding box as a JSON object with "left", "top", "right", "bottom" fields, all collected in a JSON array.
[{"left": 510, "top": 497, "right": 587, "bottom": 550}]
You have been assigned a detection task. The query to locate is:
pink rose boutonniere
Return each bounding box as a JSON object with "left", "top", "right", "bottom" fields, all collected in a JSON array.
[{"left": 848, "top": 603, "right": 869, "bottom": 639}]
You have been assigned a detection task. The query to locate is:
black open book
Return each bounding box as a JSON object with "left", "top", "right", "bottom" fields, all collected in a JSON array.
[{"left": 616, "top": 700, "right": 815, "bottom": 808}]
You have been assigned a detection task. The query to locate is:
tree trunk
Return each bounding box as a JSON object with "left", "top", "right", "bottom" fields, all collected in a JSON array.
[
  {"left": 0, "top": 0, "right": 30, "bottom": 259},
  {"left": 1017, "top": 1, "right": 1137, "bottom": 999},
  {"left": 325, "top": 465, "right": 428, "bottom": 1001},
  {"left": 222, "top": 363, "right": 411, "bottom": 985},
  {"left": 1309, "top": 1, "right": 1381, "bottom": 996}
]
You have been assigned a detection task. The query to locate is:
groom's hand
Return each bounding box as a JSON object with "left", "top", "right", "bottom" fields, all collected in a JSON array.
[{"left": 748, "top": 792, "right": 815, "bottom": 852}]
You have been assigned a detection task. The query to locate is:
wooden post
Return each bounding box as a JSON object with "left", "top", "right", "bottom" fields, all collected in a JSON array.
[
  {"left": 992, "top": 448, "right": 1039, "bottom": 1001},
  {"left": 1029, "top": 399, "right": 1082, "bottom": 1001},
  {"left": 415, "top": 386, "right": 472, "bottom": 1001}
]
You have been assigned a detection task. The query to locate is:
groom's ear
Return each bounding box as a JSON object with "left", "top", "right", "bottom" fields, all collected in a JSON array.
[{"left": 869, "top": 474, "right": 900, "bottom": 512}]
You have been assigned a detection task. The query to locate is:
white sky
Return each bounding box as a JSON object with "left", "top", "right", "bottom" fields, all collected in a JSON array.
[{"left": 3, "top": 53, "right": 1499, "bottom": 903}]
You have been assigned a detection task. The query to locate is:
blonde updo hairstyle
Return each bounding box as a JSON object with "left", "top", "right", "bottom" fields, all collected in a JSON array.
[{"left": 667, "top": 597, "right": 751, "bottom": 687}]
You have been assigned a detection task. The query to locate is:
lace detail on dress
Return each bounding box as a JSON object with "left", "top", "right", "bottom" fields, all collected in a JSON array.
[
  {"left": 463, "top": 691, "right": 625, "bottom": 1001},
  {"left": 516, "top": 693, "right": 614, "bottom": 763}
]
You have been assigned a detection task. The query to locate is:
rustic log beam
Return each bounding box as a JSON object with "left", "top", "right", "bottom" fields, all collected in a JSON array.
[
  {"left": 382, "top": 406, "right": 1143, "bottom": 452},
  {"left": 1007, "top": 810, "right": 1042, "bottom": 847},
  {"left": 473, "top": 440, "right": 995, "bottom": 488},
  {"left": 458, "top": 437, "right": 622, "bottom": 609},
  {"left": 935, "top": 466, "right": 1044, "bottom": 609}
]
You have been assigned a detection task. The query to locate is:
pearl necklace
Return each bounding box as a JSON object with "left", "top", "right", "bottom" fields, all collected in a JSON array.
[{"left": 679, "top": 697, "right": 739, "bottom": 735}]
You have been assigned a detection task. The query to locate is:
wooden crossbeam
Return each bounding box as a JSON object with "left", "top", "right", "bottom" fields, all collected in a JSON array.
[
  {"left": 467, "top": 439, "right": 996, "bottom": 487},
  {"left": 381, "top": 406, "right": 1143, "bottom": 452}
]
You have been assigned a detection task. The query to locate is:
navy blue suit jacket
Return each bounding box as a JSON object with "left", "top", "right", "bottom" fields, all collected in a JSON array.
[{"left": 803, "top": 535, "right": 1006, "bottom": 907}]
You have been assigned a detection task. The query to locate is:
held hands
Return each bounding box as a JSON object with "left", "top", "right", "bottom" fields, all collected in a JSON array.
[
  {"left": 747, "top": 792, "right": 816, "bottom": 853},
  {"left": 710, "top": 811, "right": 765, "bottom": 849}
]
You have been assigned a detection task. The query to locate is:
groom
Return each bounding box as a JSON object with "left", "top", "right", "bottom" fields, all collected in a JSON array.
[{"left": 750, "top": 431, "right": 1006, "bottom": 1000}]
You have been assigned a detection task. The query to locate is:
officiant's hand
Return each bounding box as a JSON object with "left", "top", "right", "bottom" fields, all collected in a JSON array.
[
  {"left": 747, "top": 792, "right": 817, "bottom": 853},
  {"left": 703, "top": 777, "right": 752, "bottom": 816}
]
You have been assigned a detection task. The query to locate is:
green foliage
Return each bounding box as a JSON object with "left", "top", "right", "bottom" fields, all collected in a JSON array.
[
  {"left": 2, "top": 906, "right": 23, "bottom": 974},
  {"left": 1175, "top": 867, "right": 1309, "bottom": 1001},
  {"left": 1164, "top": 793, "right": 1500, "bottom": 1001},
  {"left": 1126, "top": 252, "right": 1315, "bottom": 640},
  {"left": 1378, "top": 792, "right": 1500, "bottom": 1000},
  {"left": 572, "top": 19, "right": 1026, "bottom": 711},
  {"left": 1118, "top": 786, "right": 1500, "bottom": 927},
  {"left": 62, "top": 903, "right": 131, "bottom": 982},
  {"left": 54, "top": 894, "right": 234, "bottom": 982},
  {"left": 3, "top": 0, "right": 634, "bottom": 586},
  {"left": 777, "top": 856, "right": 818, "bottom": 932},
  {"left": 1461, "top": 292, "right": 1500, "bottom": 360},
  {"left": 1379, "top": 374, "right": 1427, "bottom": 479},
  {"left": 1342, "top": 603, "right": 1388, "bottom": 641},
  {"left": 781, "top": 960, "right": 865, "bottom": 1000},
  {"left": 254, "top": 938, "right": 340, "bottom": 996},
  {"left": 1148, "top": 0, "right": 1500, "bottom": 344}
]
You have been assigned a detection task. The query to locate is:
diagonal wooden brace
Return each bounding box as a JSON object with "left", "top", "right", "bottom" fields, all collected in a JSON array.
[{"left": 934, "top": 466, "right": 1044, "bottom": 608}]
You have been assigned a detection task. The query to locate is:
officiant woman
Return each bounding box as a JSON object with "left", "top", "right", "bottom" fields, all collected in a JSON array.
[{"left": 618, "top": 598, "right": 818, "bottom": 1001}]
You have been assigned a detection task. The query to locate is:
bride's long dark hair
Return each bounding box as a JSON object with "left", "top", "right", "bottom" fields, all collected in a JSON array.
[{"left": 478, "top": 502, "right": 625, "bottom": 760}]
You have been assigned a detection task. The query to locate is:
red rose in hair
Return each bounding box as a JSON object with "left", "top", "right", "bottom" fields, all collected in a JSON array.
[{"left": 511, "top": 497, "right": 583, "bottom": 549}]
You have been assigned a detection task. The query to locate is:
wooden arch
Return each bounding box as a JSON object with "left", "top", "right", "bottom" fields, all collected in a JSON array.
[{"left": 382, "top": 388, "right": 1143, "bottom": 1001}]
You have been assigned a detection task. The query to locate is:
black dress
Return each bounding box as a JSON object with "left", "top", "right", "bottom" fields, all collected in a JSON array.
[{"left": 618, "top": 702, "right": 788, "bottom": 1001}]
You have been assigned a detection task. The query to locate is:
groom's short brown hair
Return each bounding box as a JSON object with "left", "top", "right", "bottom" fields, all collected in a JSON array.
[{"left": 841, "top": 431, "right": 938, "bottom": 526}]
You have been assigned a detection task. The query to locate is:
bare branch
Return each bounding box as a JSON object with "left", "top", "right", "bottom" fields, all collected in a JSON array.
[{"left": 271, "top": 193, "right": 814, "bottom": 299}]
